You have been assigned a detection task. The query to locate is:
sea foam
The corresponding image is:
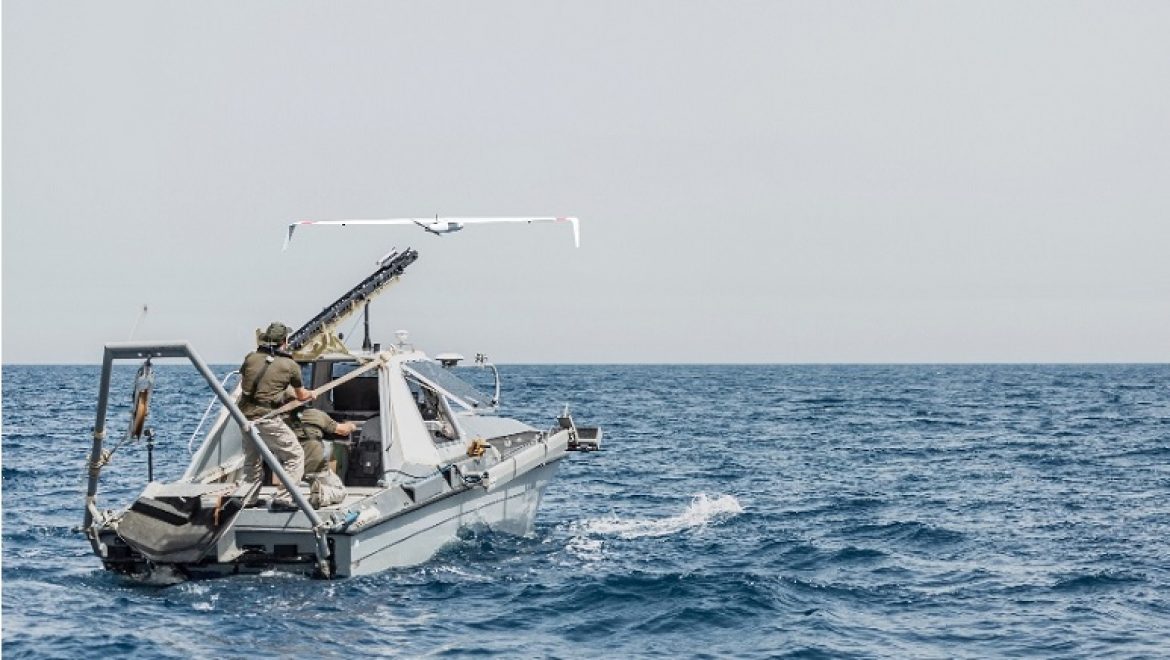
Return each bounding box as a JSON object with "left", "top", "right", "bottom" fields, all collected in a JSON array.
[{"left": 573, "top": 493, "right": 744, "bottom": 540}]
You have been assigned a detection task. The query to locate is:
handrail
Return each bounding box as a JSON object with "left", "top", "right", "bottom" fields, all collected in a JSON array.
[{"left": 188, "top": 370, "right": 240, "bottom": 455}]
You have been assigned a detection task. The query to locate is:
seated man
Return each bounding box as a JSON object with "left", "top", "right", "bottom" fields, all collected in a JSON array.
[{"left": 284, "top": 408, "right": 356, "bottom": 476}]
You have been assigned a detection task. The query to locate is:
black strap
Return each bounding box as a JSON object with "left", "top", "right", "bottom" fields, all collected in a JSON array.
[{"left": 246, "top": 355, "right": 276, "bottom": 400}]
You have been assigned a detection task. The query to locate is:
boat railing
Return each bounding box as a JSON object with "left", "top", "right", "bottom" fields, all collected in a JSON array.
[{"left": 188, "top": 370, "right": 240, "bottom": 455}]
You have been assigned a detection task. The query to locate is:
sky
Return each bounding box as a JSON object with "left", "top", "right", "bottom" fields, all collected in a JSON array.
[{"left": 3, "top": 1, "right": 1169, "bottom": 364}]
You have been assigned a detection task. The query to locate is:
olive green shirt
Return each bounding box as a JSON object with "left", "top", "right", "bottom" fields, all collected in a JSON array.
[
  {"left": 285, "top": 408, "right": 339, "bottom": 443},
  {"left": 238, "top": 350, "right": 303, "bottom": 420},
  {"left": 286, "top": 408, "right": 339, "bottom": 474}
]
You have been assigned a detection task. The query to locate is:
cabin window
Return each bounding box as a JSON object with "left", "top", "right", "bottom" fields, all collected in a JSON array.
[
  {"left": 405, "top": 374, "right": 460, "bottom": 442},
  {"left": 329, "top": 361, "right": 380, "bottom": 416}
]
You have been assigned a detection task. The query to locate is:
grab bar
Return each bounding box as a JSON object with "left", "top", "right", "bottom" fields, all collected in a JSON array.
[{"left": 188, "top": 370, "right": 240, "bottom": 455}]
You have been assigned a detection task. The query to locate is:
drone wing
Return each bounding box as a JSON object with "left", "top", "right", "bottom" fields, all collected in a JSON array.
[
  {"left": 284, "top": 219, "right": 419, "bottom": 250},
  {"left": 450, "top": 217, "right": 580, "bottom": 248},
  {"left": 283, "top": 216, "right": 580, "bottom": 250}
]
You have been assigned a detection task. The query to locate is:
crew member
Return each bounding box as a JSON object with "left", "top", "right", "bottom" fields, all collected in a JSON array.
[
  {"left": 238, "top": 322, "right": 313, "bottom": 509},
  {"left": 285, "top": 408, "right": 356, "bottom": 475}
]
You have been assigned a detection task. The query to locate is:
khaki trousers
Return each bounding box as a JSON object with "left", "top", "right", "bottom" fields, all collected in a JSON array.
[{"left": 244, "top": 417, "right": 305, "bottom": 505}]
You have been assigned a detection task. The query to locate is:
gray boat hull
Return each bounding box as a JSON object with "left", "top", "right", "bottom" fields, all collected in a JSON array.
[
  {"left": 335, "top": 459, "right": 560, "bottom": 576},
  {"left": 122, "top": 459, "right": 564, "bottom": 579}
]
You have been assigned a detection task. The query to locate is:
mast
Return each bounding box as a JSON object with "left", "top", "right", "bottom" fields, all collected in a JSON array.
[{"left": 362, "top": 302, "right": 372, "bottom": 352}]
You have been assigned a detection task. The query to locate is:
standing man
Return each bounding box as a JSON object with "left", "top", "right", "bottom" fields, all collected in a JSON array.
[
  {"left": 285, "top": 408, "right": 356, "bottom": 475},
  {"left": 238, "top": 322, "right": 313, "bottom": 509}
]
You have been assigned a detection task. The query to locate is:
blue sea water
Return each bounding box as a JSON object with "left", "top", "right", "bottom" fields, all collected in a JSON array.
[{"left": 3, "top": 364, "right": 1169, "bottom": 658}]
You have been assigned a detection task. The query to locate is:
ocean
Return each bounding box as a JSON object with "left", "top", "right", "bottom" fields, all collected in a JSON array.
[{"left": 2, "top": 364, "right": 1168, "bottom": 658}]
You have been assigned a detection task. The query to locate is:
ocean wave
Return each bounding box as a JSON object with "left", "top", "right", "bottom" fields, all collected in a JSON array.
[
  {"left": 831, "top": 546, "right": 887, "bottom": 563},
  {"left": 2, "top": 465, "right": 54, "bottom": 480},
  {"left": 785, "top": 496, "right": 888, "bottom": 519},
  {"left": 778, "top": 574, "right": 907, "bottom": 603},
  {"left": 1109, "top": 446, "right": 1170, "bottom": 459},
  {"left": 846, "top": 520, "right": 966, "bottom": 546},
  {"left": 1051, "top": 571, "right": 1146, "bottom": 592}
]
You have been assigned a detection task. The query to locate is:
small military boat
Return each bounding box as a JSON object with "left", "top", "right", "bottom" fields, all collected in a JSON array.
[{"left": 82, "top": 247, "right": 600, "bottom": 579}]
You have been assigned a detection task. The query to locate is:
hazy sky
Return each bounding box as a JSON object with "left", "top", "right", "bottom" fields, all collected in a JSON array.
[{"left": 4, "top": 1, "right": 1169, "bottom": 364}]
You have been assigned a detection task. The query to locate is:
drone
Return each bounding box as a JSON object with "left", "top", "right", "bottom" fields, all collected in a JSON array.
[{"left": 284, "top": 216, "right": 580, "bottom": 250}]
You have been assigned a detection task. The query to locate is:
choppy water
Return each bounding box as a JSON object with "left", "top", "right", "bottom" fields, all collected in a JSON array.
[{"left": 3, "top": 364, "right": 1169, "bottom": 658}]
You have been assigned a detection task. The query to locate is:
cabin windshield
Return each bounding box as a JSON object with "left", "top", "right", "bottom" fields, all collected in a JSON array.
[
  {"left": 402, "top": 360, "right": 493, "bottom": 410},
  {"left": 402, "top": 370, "right": 462, "bottom": 442}
]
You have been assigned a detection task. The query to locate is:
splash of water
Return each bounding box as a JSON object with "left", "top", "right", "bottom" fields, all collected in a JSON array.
[
  {"left": 572, "top": 493, "right": 744, "bottom": 541},
  {"left": 129, "top": 564, "right": 187, "bottom": 586}
]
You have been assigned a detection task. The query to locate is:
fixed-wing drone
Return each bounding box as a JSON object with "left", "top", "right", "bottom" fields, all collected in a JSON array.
[{"left": 283, "top": 216, "right": 580, "bottom": 250}]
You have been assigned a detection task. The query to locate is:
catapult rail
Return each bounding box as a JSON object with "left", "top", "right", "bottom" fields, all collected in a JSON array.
[
  {"left": 287, "top": 248, "right": 418, "bottom": 352},
  {"left": 84, "top": 341, "right": 333, "bottom": 575}
]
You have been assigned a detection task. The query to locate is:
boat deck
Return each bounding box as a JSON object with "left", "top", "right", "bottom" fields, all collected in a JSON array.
[{"left": 249, "top": 483, "right": 383, "bottom": 512}]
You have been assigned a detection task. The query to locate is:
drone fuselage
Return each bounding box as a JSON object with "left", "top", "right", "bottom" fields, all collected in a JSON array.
[{"left": 417, "top": 221, "right": 465, "bottom": 236}]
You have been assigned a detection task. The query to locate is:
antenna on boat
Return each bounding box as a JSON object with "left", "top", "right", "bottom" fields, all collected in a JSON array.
[
  {"left": 362, "top": 301, "right": 373, "bottom": 352},
  {"left": 128, "top": 304, "right": 148, "bottom": 340}
]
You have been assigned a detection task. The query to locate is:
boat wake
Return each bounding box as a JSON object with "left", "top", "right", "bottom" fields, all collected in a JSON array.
[
  {"left": 127, "top": 564, "right": 188, "bottom": 587},
  {"left": 570, "top": 493, "right": 744, "bottom": 542}
]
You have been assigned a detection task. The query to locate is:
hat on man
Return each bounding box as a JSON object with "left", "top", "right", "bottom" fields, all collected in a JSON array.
[{"left": 258, "top": 321, "right": 291, "bottom": 346}]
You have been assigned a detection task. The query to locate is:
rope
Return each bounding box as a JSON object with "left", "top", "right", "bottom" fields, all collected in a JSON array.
[{"left": 93, "top": 429, "right": 139, "bottom": 469}]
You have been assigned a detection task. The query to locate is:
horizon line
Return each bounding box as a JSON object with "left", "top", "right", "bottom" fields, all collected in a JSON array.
[{"left": 3, "top": 360, "right": 1169, "bottom": 367}]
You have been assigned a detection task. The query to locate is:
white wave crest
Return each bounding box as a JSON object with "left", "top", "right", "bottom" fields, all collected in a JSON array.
[
  {"left": 573, "top": 493, "right": 744, "bottom": 540},
  {"left": 129, "top": 564, "right": 187, "bottom": 586},
  {"left": 423, "top": 564, "right": 495, "bottom": 583}
]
